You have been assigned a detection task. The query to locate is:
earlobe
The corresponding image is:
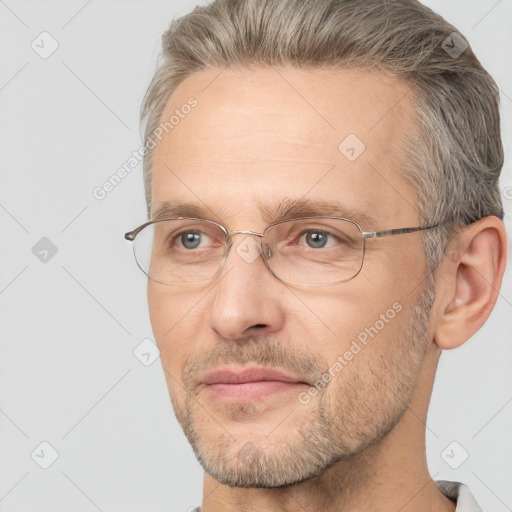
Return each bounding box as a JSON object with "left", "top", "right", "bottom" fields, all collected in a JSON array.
[{"left": 433, "top": 217, "right": 507, "bottom": 351}]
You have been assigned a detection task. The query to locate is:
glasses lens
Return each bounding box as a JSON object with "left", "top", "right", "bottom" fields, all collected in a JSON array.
[
  {"left": 264, "top": 218, "right": 364, "bottom": 285},
  {"left": 133, "top": 219, "right": 226, "bottom": 284}
]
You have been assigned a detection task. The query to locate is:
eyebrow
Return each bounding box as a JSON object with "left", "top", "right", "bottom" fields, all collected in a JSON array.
[
  {"left": 259, "top": 197, "right": 377, "bottom": 228},
  {"left": 151, "top": 197, "right": 378, "bottom": 229}
]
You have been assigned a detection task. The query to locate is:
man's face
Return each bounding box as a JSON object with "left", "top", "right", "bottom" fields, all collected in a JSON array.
[{"left": 148, "top": 67, "right": 434, "bottom": 487}]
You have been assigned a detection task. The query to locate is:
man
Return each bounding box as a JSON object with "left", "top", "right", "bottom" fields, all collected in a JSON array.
[{"left": 125, "top": 0, "right": 508, "bottom": 510}]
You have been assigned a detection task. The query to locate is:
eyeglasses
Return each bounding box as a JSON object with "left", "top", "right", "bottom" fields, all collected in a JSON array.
[{"left": 124, "top": 216, "right": 439, "bottom": 287}]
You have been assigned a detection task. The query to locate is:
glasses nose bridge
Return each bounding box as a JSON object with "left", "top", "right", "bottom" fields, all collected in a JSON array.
[
  {"left": 226, "top": 229, "right": 264, "bottom": 244},
  {"left": 224, "top": 229, "right": 269, "bottom": 259}
]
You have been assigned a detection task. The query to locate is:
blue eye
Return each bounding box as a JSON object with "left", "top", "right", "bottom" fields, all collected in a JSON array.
[
  {"left": 304, "top": 231, "right": 329, "bottom": 248},
  {"left": 181, "top": 231, "right": 202, "bottom": 249},
  {"left": 298, "top": 230, "right": 340, "bottom": 249}
]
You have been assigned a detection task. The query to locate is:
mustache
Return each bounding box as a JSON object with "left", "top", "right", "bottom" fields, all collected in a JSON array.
[{"left": 181, "top": 336, "right": 325, "bottom": 389}]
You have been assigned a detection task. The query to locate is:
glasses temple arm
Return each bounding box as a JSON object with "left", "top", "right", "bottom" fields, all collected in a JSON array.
[{"left": 362, "top": 223, "right": 440, "bottom": 239}]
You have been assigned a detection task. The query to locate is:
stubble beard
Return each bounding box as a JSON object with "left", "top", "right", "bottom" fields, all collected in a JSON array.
[{"left": 168, "top": 278, "right": 435, "bottom": 488}]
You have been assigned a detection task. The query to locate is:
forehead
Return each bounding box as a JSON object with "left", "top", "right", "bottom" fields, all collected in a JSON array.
[{"left": 151, "top": 66, "right": 419, "bottom": 227}]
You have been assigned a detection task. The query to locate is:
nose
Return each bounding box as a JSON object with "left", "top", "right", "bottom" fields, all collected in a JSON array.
[{"left": 207, "top": 232, "right": 286, "bottom": 340}]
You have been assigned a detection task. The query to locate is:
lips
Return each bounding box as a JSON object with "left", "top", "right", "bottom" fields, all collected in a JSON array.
[
  {"left": 202, "top": 367, "right": 305, "bottom": 385},
  {"left": 201, "top": 367, "right": 309, "bottom": 401}
]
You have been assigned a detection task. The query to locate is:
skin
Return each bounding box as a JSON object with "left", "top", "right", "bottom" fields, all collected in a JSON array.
[{"left": 147, "top": 66, "right": 507, "bottom": 512}]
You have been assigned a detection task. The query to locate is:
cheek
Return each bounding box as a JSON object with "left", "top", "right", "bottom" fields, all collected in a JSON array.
[
  {"left": 147, "top": 284, "right": 171, "bottom": 343},
  {"left": 147, "top": 284, "right": 204, "bottom": 373},
  {"left": 289, "top": 280, "right": 403, "bottom": 348},
  {"left": 322, "top": 300, "right": 412, "bottom": 388}
]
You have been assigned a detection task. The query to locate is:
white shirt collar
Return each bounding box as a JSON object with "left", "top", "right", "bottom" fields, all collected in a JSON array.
[{"left": 436, "top": 480, "right": 483, "bottom": 511}]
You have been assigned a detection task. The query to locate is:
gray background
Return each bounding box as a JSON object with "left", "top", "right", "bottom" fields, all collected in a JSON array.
[{"left": 0, "top": 1, "right": 511, "bottom": 511}]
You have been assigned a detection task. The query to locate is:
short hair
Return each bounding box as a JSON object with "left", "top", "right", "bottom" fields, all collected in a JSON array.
[{"left": 140, "top": 0, "right": 504, "bottom": 271}]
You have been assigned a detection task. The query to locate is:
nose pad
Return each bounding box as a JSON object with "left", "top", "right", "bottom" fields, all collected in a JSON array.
[{"left": 262, "top": 241, "right": 273, "bottom": 260}]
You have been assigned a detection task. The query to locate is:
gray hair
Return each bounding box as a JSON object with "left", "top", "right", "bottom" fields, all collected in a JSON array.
[{"left": 140, "top": 0, "right": 504, "bottom": 271}]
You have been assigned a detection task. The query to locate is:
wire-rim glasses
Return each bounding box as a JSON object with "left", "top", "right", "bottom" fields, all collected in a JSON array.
[{"left": 124, "top": 216, "right": 440, "bottom": 287}]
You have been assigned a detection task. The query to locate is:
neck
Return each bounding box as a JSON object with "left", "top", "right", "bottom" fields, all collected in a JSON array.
[{"left": 200, "top": 348, "right": 456, "bottom": 512}]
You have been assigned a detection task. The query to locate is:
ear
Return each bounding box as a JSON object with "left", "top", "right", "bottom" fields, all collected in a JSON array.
[{"left": 433, "top": 216, "right": 508, "bottom": 350}]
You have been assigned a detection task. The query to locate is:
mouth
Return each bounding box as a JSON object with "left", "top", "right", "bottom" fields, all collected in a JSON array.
[{"left": 201, "top": 367, "right": 310, "bottom": 401}]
